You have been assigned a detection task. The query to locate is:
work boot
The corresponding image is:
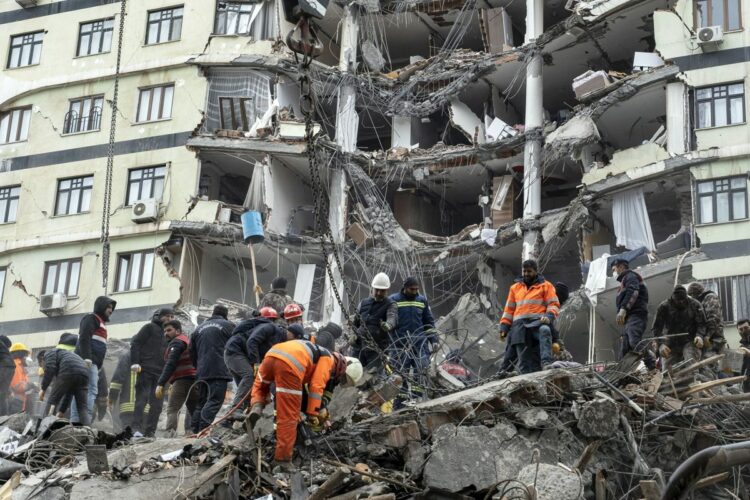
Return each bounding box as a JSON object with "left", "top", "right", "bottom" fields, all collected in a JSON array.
[{"left": 247, "top": 403, "right": 264, "bottom": 429}]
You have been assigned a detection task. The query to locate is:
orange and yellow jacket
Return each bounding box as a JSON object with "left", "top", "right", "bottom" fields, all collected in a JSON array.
[
  {"left": 10, "top": 358, "right": 29, "bottom": 410},
  {"left": 265, "top": 339, "right": 336, "bottom": 416},
  {"left": 500, "top": 276, "right": 560, "bottom": 330}
]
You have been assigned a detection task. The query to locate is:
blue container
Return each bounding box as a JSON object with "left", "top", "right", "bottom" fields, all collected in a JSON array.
[{"left": 241, "top": 211, "right": 264, "bottom": 244}]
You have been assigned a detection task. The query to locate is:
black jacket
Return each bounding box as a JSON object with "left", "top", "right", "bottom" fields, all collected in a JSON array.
[
  {"left": 41, "top": 349, "right": 89, "bottom": 391},
  {"left": 157, "top": 335, "right": 193, "bottom": 386},
  {"left": 615, "top": 270, "right": 648, "bottom": 316},
  {"left": 0, "top": 336, "right": 14, "bottom": 371},
  {"left": 130, "top": 317, "right": 168, "bottom": 375},
  {"left": 225, "top": 318, "right": 266, "bottom": 357},
  {"left": 76, "top": 296, "right": 116, "bottom": 367},
  {"left": 190, "top": 315, "right": 234, "bottom": 380},
  {"left": 109, "top": 352, "right": 137, "bottom": 414},
  {"left": 246, "top": 322, "right": 288, "bottom": 365},
  {"left": 354, "top": 297, "right": 397, "bottom": 349}
]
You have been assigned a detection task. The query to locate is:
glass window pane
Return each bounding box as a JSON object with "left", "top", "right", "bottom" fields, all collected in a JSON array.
[
  {"left": 57, "top": 191, "right": 69, "bottom": 215},
  {"left": 46, "top": 265, "right": 58, "bottom": 294},
  {"left": 141, "top": 178, "right": 153, "bottom": 199},
  {"left": 728, "top": 83, "right": 744, "bottom": 95},
  {"left": 128, "top": 183, "right": 138, "bottom": 205},
  {"left": 19, "top": 110, "right": 30, "bottom": 141},
  {"left": 137, "top": 90, "right": 150, "bottom": 121},
  {"left": 159, "top": 20, "right": 170, "bottom": 42},
  {"left": 102, "top": 30, "right": 112, "bottom": 52},
  {"left": 155, "top": 166, "right": 166, "bottom": 177},
  {"left": 697, "top": 87, "right": 712, "bottom": 99},
  {"left": 730, "top": 97, "right": 744, "bottom": 123},
  {"left": 717, "top": 192, "right": 730, "bottom": 222},
  {"left": 162, "top": 86, "right": 174, "bottom": 118},
  {"left": 149, "top": 12, "right": 159, "bottom": 22},
  {"left": 695, "top": 0, "right": 708, "bottom": 27},
  {"left": 727, "top": 0, "right": 741, "bottom": 29},
  {"left": 81, "top": 188, "right": 92, "bottom": 212},
  {"left": 700, "top": 196, "right": 714, "bottom": 223},
  {"left": 69, "top": 188, "right": 81, "bottom": 214},
  {"left": 9, "top": 111, "right": 21, "bottom": 140},
  {"left": 21, "top": 44, "right": 31, "bottom": 65},
  {"left": 116, "top": 258, "right": 128, "bottom": 292},
  {"left": 0, "top": 200, "right": 6, "bottom": 222},
  {"left": 57, "top": 262, "right": 68, "bottom": 294},
  {"left": 153, "top": 178, "right": 164, "bottom": 199},
  {"left": 129, "top": 253, "right": 142, "bottom": 290},
  {"left": 175, "top": 7, "right": 184, "bottom": 17},
  {"left": 142, "top": 252, "right": 154, "bottom": 288},
  {"left": 731, "top": 177, "right": 745, "bottom": 189},
  {"left": 227, "top": 11, "right": 238, "bottom": 34},
  {"left": 238, "top": 12, "right": 251, "bottom": 33},
  {"left": 147, "top": 24, "right": 158, "bottom": 44},
  {"left": 711, "top": 0, "right": 724, "bottom": 29},
  {"left": 733, "top": 192, "right": 747, "bottom": 219},
  {"left": 60, "top": 179, "right": 71, "bottom": 190},
  {"left": 714, "top": 98, "right": 727, "bottom": 126},
  {"left": 69, "top": 261, "right": 81, "bottom": 296},
  {"left": 91, "top": 30, "right": 102, "bottom": 53},
  {"left": 7, "top": 199, "right": 17, "bottom": 222},
  {"left": 31, "top": 44, "right": 41, "bottom": 65},
  {"left": 78, "top": 34, "right": 89, "bottom": 56},
  {"left": 172, "top": 17, "right": 183, "bottom": 40},
  {"left": 0, "top": 115, "right": 8, "bottom": 141},
  {"left": 130, "top": 169, "right": 142, "bottom": 180},
  {"left": 83, "top": 176, "right": 94, "bottom": 187},
  {"left": 150, "top": 88, "right": 162, "bottom": 119}
]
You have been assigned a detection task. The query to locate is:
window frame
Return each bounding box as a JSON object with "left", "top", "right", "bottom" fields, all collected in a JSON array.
[
  {"left": 214, "top": 1, "right": 255, "bottom": 35},
  {"left": 126, "top": 165, "right": 166, "bottom": 206},
  {"left": 42, "top": 258, "right": 83, "bottom": 298},
  {"left": 0, "top": 185, "right": 21, "bottom": 224},
  {"left": 694, "top": 0, "right": 743, "bottom": 32},
  {"left": 63, "top": 95, "right": 104, "bottom": 135},
  {"left": 55, "top": 175, "right": 94, "bottom": 216},
  {"left": 0, "top": 267, "right": 6, "bottom": 305},
  {"left": 695, "top": 82, "right": 746, "bottom": 129},
  {"left": 146, "top": 5, "right": 184, "bottom": 45},
  {"left": 77, "top": 17, "right": 114, "bottom": 57},
  {"left": 0, "top": 106, "right": 32, "bottom": 144},
  {"left": 696, "top": 175, "right": 748, "bottom": 224},
  {"left": 218, "top": 96, "right": 255, "bottom": 130},
  {"left": 7, "top": 30, "right": 44, "bottom": 69},
  {"left": 114, "top": 250, "right": 155, "bottom": 292},
  {"left": 135, "top": 84, "right": 175, "bottom": 123}
]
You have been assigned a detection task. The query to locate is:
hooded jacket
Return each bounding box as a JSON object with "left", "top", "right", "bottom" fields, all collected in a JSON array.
[
  {"left": 389, "top": 291, "right": 436, "bottom": 348},
  {"left": 246, "top": 321, "right": 288, "bottom": 364},
  {"left": 698, "top": 290, "right": 725, "bottom": 345},
  {"left": 225, "top": 318, "right": 266, "bottom": 357},
  {"left": 130, "top": 315, "right": 168, "bottom": 376},
  {"left": 41, "top": 345, "right": 89, "bottom": 391},
  {"left": 652, "top": 296, "right": 708, "bottom": 348},
  {"left": 615, "top": 269, "right": 649, "bottom": 316},
  {"left": 76, "top": 296, "right": 116, "bottom": 368},
  {"left": 190, "top": 315, "right": 234, "bottom": 380}
]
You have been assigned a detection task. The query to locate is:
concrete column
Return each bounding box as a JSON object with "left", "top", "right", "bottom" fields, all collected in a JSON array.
[
  {"left": 522, "top": 0, "right": 544, "bottom": 261},
  {"left": 666, "top": 82, "right": 689, "bottom": 155}
]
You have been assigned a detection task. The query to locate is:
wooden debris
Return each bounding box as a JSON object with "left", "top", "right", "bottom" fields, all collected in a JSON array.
[
  {"left": 309, "top": 467, "right": 350, "bottom": 500},
  {"left": 678, "top": 375, "right": 746, "bottom": 398}
]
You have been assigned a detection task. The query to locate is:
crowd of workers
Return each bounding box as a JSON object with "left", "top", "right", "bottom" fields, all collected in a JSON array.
[{"left": 0, "top": 263, "right": 748, "bottom": 469}]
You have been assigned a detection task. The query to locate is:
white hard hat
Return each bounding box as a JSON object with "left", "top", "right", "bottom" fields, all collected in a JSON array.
[
  {"left": 344, "top": 356, "right": 364, "bottom": 385},
  {"left": 371, "top": 272, "right": 391, "bottom": 290}
]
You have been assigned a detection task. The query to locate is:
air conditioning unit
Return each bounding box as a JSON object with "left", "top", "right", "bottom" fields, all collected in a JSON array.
[
  {"left": 697, "top": 26, "right": 723, "bottom": 50},
  {"left": 40, "top": 293, "right": 67, "bottom": 315},
  {"left": 131, "top": 198, "right": 158, "bottom": 223}
]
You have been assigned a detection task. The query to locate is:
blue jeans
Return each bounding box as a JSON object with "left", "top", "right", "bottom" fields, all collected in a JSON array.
[
  {"left": 71, "top": 364, "right": 98, "bottom": 423},
  {"left": 534, "top": 325, "right": 554, "bottom": 366},
  {"left": 514, "top": 324, "right": 553, "bottom": 374},
  {"left": 389, "top": 342, "right": 430, "bottom": 406}
]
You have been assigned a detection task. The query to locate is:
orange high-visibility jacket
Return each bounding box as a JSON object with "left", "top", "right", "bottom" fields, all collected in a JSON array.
[
  {"left": 501, "top": 276, "right": 560, "bottom": 327},
  {"left": 10, "top": 358, "right": 29, "bottom": 409},
  {"left": 265, "top": 339, "right": 335, "bottom": 416}
]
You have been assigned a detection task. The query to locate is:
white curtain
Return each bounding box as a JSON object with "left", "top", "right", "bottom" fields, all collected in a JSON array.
[{"left": 612, "top": 187, "right": 656, "bottom": 251}]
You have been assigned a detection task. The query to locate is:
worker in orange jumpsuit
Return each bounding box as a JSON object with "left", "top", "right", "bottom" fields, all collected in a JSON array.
[
  {"left": 10, "top": 343, "right": 32, "bottom": 413},
  {"left": 248, "top": 340, "right": 363, "bottom": 469}
]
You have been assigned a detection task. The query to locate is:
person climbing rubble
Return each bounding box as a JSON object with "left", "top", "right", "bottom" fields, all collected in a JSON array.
[
  {"left": 155, "top": 320, "right": 198, "bottom": 435},
  {"left": 259, "top": 276, "right": 294, "bottom": 319},
  {"left": 190, "top": 305, "right": 234, "bottom": 433},
  {"left": 0, "top": 336, "right": 15, "bottom": 416},
  {"left": 613, "top": 258, "right": 655, "bottom": 370},
  {"left": 687, "top": 282, "right": 727, "bottom": 357},
  {"left": 108, "top": 350, "right": 138, "bottom": 432},
  {"left": 39, "top": 333, "right": 90, "bottom": 425},
  {"left": 130, "top": 308, "right": 172, "bottom": 437},
  {"left": 737, "top": 319, "right": 750, "bottom": 392},
  {"left": 247, "top": 339, "right": 363, "bottom": 470},
  {"left": 351, "top": 272, "right": 398, "bottom": 374},
  {"left": 389, "top": 276, "right": 436, "bottom": 406},
  {"left": 499, "top": 260, "right": 560, "bottom": 373},
  {"left": 652, "top": 285, "right": 708, "bottom": 369}
]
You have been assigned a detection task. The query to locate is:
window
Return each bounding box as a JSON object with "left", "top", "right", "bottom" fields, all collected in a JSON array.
[
  {"left": 55, "top": 176, "right": 93, "bottom": 215},
  {"left": 147, "top": 6, "right": 184, "bottom": 44},
  {"left": 697, "top": 176, "right": 747, "bottom": 224},
  {"left": 136, "top": 84, "right": 174, "bottom": 122},
  {"left": 127, "top": 166, "right": 166, "bottom": 205},
  {"left": 699, "top": 274, "right": 750, "bottom": 323},
  {"left": 42, "top": 259, "right": 82, "bottom": 297},
  {"left": 77, "top": 18, "right": 114, "bottom": 56},
  {"left": 115, "top": 250, "right": 154, "bottom": 292},
  {"left": 696, "top": 83, "right": 745, "bottom": 128},
  {"left": 695, "top": 0, "right": 741, "bottom": 31},
  {"left": 0, "top": 267, "right": 5, "bottom": 305},
  {"left": 7, "top": 31, "right": 44, "bottom": 68},
  {"left": 219, "top": 97, "right": 256, "bottom": 130},
  {"left": 0, "top": 186, "right": 20, "bottom": 224},
  {"left": 0, "top": 107, "right": 31, "bottom": 144},
  {"left": 214, "top": 1, "right": 276, "bottom": 38},
  {"left": 64, "top": 95, "right": 103, "bottom": 134}
]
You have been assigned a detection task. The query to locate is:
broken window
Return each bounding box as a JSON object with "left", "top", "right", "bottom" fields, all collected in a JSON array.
[
  {"left": 77, "top": 18, "right": 114, "bottom": 56},
  {"left": 0, "top": 267, "right": 5, "bottom": 305},
  {"left": 695, "top": 83, "right": 745, "bottom": 128},
  {"left": 127, "top": 166, "right": 166, "bottom": 205},
  {"left": 219, "top": 97, "right": 255, "bottom": 131},
  {"left": 700, "top": 274, "right": 750, "bottom": 322},
  {"left": 42, "top": 258, "right": 82, "bottom": 297},
  {"left": 696, "top": 176, "right": 747, "bottom": 224},
  {"left": 56, "top": 175, "right": 93, "bottom": 215},
  {"left": 7, "top": 31, "right": 43, "bottom": 68},
  {"left": 214, "top": 0, "right": 276, "bottom": 39},
  {"left": 695, "top": 0, "right": 741, "bottom": 31},
  {"left": 64, "top": 95, "right": 103, "bottom": 134},
  {"left": 0, "top": 107, "right": 31, "bottom": 144},
  {"left": 0, "top": 185, "right": 20, "bottom": 223},
  {"left": 146, "top": 6, "right": 183, "bottom": 44},
  {"left": 203, "top": 69, "right": 271, "bottom": 133},
  {"left": 115, "top": 250, "right": 155, "bottom": 292},
  {"left": 136, "top": 84, "right": 174, "bottom": 122}
]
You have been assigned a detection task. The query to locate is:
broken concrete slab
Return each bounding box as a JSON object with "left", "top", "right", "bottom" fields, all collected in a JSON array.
[
  {"left": 69, "top": 465, "right": 203, "bottom": 499},
  {"left": 516, "top": 407, "right": 550, "bottom": 429},
  {"left": 576, "top": 398, "right": 620, "bottom": 438},
  {"left": 515, "top": 463, "right": 582, "bottom": 500}
]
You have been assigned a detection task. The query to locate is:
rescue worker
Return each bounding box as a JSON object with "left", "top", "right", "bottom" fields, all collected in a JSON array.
[
  {"left": 109, "top": 351, "right": 139, "bottom": 432},
  {"left": 0, "top": 336, "right": 14, "bottom": 416},
  {"left": 351, "top": 273, "right": 398, "bottom": 373},
  {"left": 224, "top": 307, "right": 289, "bottom": 413},
  {"left": 687, "top": 282, "right": 726, "bottom": 355},
  {"left": 613, "top": 258, "right": 655, "bottom": 369},
  {"left": 737, "top": 319, "right": 750, "bottom": 392},
  {"left": 652, "top": 285, "right": 708, "bottom": 369},
  {"left": 39, "top": 333, "right": 90, "bottom": 425},
  {"left": 9, "top": 343, "right": 32, "bottom": 413},
  {"left": 130, "top": 308, "right": 173, "bottom": 437},
  {"left": 75, "top": 296, "right": 116, "bottom": 423},
  {"left": 315, "top": 322, "right": 342, "bottom": 352},
  {"left": 389, "top": 277, "right": 436, "bottom": 406},
  {"left": 155, "top": 320, "right": 198, "bottom": 435},
  {"left": 247, "top": 340, "right": 363, "bottom": 470},
  {"left": 499, "top": 260, "right": 560, "bottom": 374},
  {"left": 190, "top": 305, "right": 234, "bottom": 432},
  {"left": 259, "top": 276, "right": 294, "bottom": 317}
]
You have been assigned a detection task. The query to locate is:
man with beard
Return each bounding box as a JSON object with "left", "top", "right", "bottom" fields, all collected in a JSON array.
[{"left": 652, "top": 285, "right": 708, "bottom": 369}]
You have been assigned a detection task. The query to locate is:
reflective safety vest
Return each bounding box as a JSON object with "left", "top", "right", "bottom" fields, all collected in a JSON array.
[{"left": 501, "top": 276, "right": 560, "bottom": 327}]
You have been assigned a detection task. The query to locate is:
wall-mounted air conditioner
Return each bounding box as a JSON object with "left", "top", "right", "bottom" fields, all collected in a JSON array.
[
  {"left": 40, "top": 292, "right": 67, "bottom": 315},
  {"left": 697, "top": 26, "right": 723, "bottom": 51},
  {"left": 131, "top": 198, "right": 158, "bottom": 223}
]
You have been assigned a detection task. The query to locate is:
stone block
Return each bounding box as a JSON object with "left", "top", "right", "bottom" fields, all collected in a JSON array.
[{"left": 576, "top": 398, "right": 619, "bottom": 438}]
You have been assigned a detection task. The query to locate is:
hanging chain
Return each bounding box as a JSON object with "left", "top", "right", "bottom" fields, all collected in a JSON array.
[{"left": 100, "top": 0, "right": 127, "bottom": 292}]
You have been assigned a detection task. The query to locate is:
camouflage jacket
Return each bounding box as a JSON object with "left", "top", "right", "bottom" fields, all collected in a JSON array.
[
  {"left": 698, "top": 290, "right": 725, "bottom": 345},
  {"left": 651, "top": 296, "right": 707, "bottom": 347},
  {"left": 259, "top": 290, "right": 293, "bottom": 316}
]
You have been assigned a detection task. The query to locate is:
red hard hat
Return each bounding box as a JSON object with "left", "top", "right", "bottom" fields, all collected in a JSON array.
[
  {"left": 332, "top": 352, "right": 347, "bottom": 380},
  {"left": 259, "top": 306, "right": 279, "bottom": 319},
  {"left": 283, "top": 303, "right": 303, "bottom": 320}
]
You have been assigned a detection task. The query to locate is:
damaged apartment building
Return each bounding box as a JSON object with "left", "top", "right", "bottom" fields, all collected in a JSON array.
[{"left": 0, "top": 0, "right": 749, "bottom": 359}]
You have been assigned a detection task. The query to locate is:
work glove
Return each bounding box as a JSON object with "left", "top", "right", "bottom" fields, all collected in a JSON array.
[
  {"left": 85, "top": 359, "right": 93, "bottom": 369},
  {"left": 37, "top": 367, "right": 44, "bottom": 376},
  {"left": 380, "top": 321, "right": 391, "bottom": 334},
  {"left": 693, "top": 336, "right": 704, "bottom": 349},
  {"left": 39, "top": 390, "right": 45, "bottom": 401},
  {"left": 347, "top": 331, "right": 358, "bottom": 346},
  {"left": 540, "top": 316, "right": 551, "bottom": 325},
  {"left": 318, "top": 408, "right": 329, "bottom": 423},
  {"left": 130, "top": 364, "right": 142, "bottom": 373},
  {"left": 499, "top": 324, "right": 509, "bottom": 341},
  {"left": 659, "top": 344, "right": 672, "bottom": 357},
  {"left": 704, "top": 337, "right": 713, "bottom": 350},
  {"left": 616, "top": 308, "right": 627, "bottom": 326},
  {"left": 155, "top": 385, "right": 164, "bottom": 400}
]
